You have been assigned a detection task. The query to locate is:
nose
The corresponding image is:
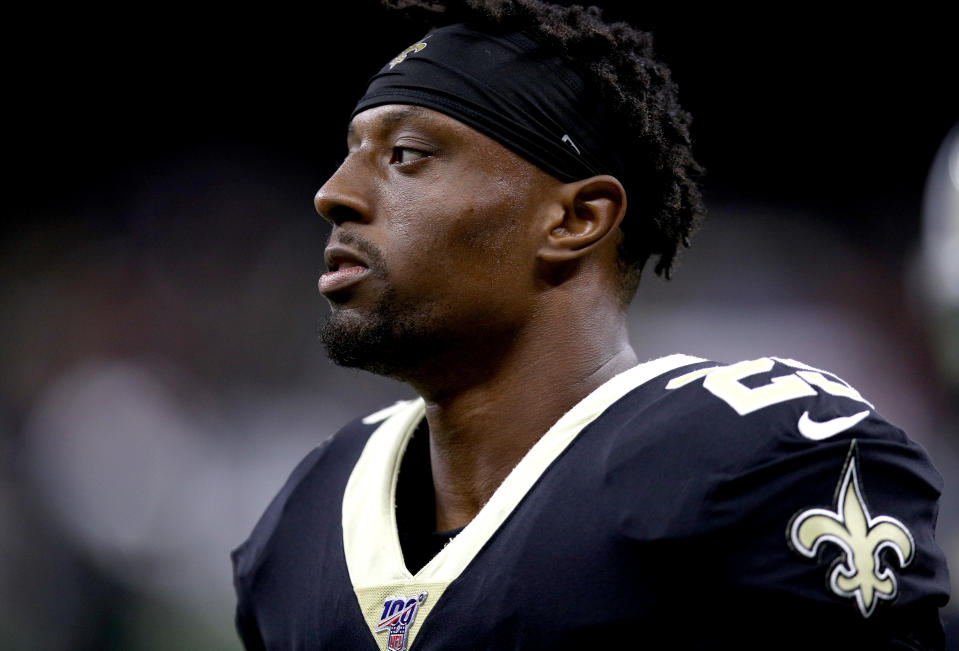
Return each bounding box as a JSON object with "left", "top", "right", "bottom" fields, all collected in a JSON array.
[{"left": 314, "top": 156, "right": 372, "bottom": 226}]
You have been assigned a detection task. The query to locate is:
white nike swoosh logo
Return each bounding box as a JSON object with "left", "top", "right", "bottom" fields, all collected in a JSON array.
[{"left": 797, "top": 409, "right": 870, "bottom": 440}]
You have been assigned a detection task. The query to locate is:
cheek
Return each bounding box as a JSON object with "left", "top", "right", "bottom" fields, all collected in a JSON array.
[
  {"left": 380, "top": 154, "right": 546, "bottom": 309},
  {"left": 400, "top": 166, "right": 535, "bottom": 256},
  {"left": 412, "top": 196, "right": 530, "bottom": 290}
]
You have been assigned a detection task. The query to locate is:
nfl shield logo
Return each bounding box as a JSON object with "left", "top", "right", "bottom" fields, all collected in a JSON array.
[
  {"left": 388, "top": 631, "right": 406, "bottom": 651},
  {"left": 375, "top": 591, "right": 428, "bottom": 651}
]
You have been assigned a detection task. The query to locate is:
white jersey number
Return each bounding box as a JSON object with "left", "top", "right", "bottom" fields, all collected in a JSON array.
[{"left": 666, "top": 357, "right": 873, "bottom": 417}]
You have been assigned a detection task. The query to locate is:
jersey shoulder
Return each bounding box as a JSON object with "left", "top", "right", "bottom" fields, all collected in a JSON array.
[
  {"left": 231, "top": 401, "right": 409, "bottom": 582},
  {"left": 231, "top": 401, "right": 415, "bottom": 650},
  {"left": 625, "top": 355, "right": 927, "bottom": 463},
  {"left": 603, "top": 356, "right": 949, "bottom": 639},
  {"left": 608, "top": 355, "right": 944, "bottom": 523}
]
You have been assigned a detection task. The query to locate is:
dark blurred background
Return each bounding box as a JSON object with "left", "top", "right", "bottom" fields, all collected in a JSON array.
[{"left": 4, "top": 2, "right": 957, "bottom": 648}]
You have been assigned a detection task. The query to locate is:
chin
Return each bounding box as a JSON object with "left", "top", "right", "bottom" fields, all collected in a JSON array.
[{"left": 319, "top": 294, "right": 436, "bottom": 380}]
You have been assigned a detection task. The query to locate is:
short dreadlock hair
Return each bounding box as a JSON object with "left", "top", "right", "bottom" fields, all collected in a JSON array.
[{"left": 383, "top": 0, "right": 705, "bottom": 292}]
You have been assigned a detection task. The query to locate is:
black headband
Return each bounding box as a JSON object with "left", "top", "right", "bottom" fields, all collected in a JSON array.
[{"left": 352, "top": 23, "right": 627, "bottom": 188}]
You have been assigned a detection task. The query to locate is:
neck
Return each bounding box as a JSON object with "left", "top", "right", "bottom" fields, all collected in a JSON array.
[{"left": 417, "top": 314, "right": 637, "bottom": 531}]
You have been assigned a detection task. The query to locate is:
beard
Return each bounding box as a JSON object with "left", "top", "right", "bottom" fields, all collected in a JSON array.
[
  {"left": 319, "top": 286, "right": 439, "bottom": 380},
  {"left": 319, "top": 230, "right": 436, "bottom": 378}
]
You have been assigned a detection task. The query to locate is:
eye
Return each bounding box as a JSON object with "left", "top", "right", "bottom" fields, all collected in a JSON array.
[{"left": 390, "top": 146, "right": 430, "bottom": 165}]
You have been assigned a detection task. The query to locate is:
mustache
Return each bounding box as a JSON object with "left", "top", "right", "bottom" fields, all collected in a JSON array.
[{"left": 327, "top": 230, "right": 387, "bottom": 272}]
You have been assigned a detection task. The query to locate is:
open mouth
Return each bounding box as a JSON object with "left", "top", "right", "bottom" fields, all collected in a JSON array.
[
  {"left": 329, "top": 261, "right": 367, "bottom": 272},
  {"left": 319, "top": 255, "right": 370, "bottom": 296}
]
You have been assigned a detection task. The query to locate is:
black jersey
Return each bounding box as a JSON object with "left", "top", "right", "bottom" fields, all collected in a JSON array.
[{"left": 232, "top": 354, "right": 951, "bottom": 649}]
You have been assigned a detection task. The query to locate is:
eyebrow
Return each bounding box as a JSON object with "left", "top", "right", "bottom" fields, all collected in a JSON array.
[{"left": 346, "top": 106, "right": 424, "bottom": 139}]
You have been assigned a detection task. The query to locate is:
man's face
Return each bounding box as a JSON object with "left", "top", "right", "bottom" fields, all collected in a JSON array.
[{"left": 314, "top": 105, "right": 559, "bottom": 380}]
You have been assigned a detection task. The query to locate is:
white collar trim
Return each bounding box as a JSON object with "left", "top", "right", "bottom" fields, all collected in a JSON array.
[{"left": 342, "top": 353, "right": 705, "bottom": 587}]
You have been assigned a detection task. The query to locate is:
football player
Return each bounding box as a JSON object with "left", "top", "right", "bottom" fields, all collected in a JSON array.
[{"left": 232, "top": 1, "right": 951, "bottom": 648}]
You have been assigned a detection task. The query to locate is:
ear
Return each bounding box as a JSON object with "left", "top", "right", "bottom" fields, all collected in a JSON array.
[{"left": 537, "top": 175, "right": 627, "bottom": 263}]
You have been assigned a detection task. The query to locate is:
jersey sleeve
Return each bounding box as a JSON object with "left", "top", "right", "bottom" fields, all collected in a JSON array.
[
  {"left": 708, "top": 433, "right": 947, "bottom": 647},
  {"left": 231, "top": 442, "right": 330, "bottom": 650},
  {"left": 646, "top": 357, "right": 951, "bottom": 648}
]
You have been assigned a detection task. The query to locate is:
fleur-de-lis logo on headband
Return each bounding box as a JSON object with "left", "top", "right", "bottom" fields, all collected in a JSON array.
[
  {"left": 389, "top": 41, "right": 428, "bottom": 69},
  {"left": 788, "top": 442, "right": 915, "bottom": 617}
]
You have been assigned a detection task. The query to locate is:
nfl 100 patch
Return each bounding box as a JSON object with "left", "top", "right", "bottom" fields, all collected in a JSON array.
[{"left": 375, "top": 591, "right": 428, "bottom": 651}]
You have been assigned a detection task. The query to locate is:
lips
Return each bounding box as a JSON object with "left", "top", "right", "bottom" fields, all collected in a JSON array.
[{"left": 319, "top": 245, "right": 371, "bottom": 295}]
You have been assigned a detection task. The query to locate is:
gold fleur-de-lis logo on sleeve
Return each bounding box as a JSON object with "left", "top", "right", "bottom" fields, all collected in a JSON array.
[{"left": 788, "top": 442, "right": 915, "bottom": 617}]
